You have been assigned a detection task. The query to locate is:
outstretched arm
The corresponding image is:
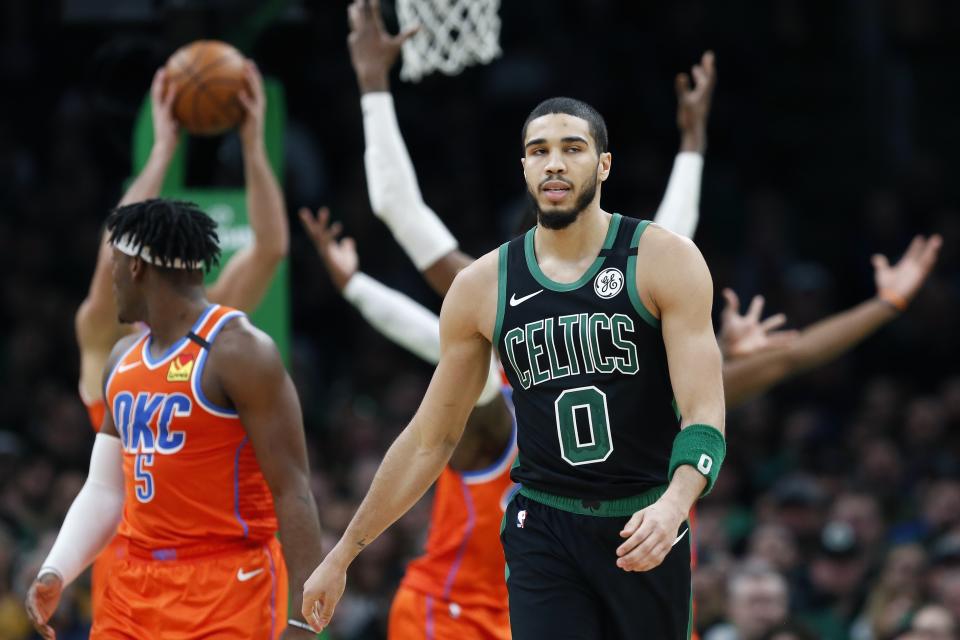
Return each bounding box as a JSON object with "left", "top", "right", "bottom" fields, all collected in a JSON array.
[
  {"left": 300, "top": 253, "right": 497, "bottom": 632},
  {"left": 207, "top": 61, "right": 289, "bottom": 312},
  {"left": 653, "top": 51, "right": 715, "bottom": 239},
  {"left": 617, "top": 228, "right": 725, "bottom": 573},
  {"left": 117, "top": 68, "right": 180, "bottom": 208},
  {"left": 299, "top": 207, "right": 503, "bottom": 403},
  {"left": 300, "top": 207, "right": 439, "bottom": 362},
  {"left": 76, "top": 68, "right": 179, "bottom": 403},
  {"left": 213, "top": 321, "right": 322, "bottom": 638},
  {"left": 26, "top": 337, "right": 135, "bottom": 639},
  {"left": 722, "top": 234, "right": 942, "bottom": 408},
  {"left": 348, "top": 0, "right": 472, "bottom": 295}
]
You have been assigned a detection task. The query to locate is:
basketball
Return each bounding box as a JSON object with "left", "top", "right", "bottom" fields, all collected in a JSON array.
[{"left": 165, "top": 40, "right": 247, "bottom": 136}]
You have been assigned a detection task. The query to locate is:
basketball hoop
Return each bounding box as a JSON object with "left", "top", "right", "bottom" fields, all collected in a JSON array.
[{"left": 395, "top": 0, "right": 502, "bottom": 82}]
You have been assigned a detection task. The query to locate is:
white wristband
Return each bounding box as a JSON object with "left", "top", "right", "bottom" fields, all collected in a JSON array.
[
  {"left": 361, "top": 92, "right": 458, "bottom": 270},
  {"left": 40, "top": 433, "right": 124, "bottom": 586},
  {"left": 653, "top": 152, "right": 703, "bottom": 239}
]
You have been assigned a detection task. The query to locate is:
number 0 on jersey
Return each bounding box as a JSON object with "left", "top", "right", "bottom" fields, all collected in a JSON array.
[{"left": 555, "top": 386, "right": 613, "bottom": 466}]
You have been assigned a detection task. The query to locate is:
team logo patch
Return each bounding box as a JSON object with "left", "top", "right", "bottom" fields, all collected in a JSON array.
[
  {"left": 594, "top": 267, "right": 624, "bottom": 299},
  {"left": 517, "top": 509, "right": 527, "bottom": 528},
  {"left": 166, "top": 355, "right": 194, "bottom": 382}
]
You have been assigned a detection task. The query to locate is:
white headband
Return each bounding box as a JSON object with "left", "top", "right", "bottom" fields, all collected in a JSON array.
[{"left": 112, "top": 234, "right": 203, "bottom": 270}]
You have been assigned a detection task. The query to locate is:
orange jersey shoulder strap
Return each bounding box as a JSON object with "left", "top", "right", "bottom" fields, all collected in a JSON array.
[{"left": 187, "top": 305, "right": 246, "bottom": 418}]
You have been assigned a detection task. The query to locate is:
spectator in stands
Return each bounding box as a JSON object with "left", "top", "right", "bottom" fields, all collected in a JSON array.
[{"left": 705, "top": 561, "right": 789, "bottom": 640}]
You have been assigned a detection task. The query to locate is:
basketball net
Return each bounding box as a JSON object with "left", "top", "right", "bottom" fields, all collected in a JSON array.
[{"left": 396, "top": 0, "right": 502, "bottom": 82}]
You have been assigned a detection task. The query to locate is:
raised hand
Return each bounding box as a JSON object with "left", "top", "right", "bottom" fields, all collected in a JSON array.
[
  {"left": 25, "top": 572, "right": 63, "bottom": 640},
  {"left": 718, "top": 288, "right": 798, "bottom": 360},
  {"left": 675, "top": 51, "right": 716, "bottom": 153},
  {"left": 347, "top": 0, "right": 419, "bottom": 92},
  {"left": 238, "top": 60, "right": 266, "bottom": 149},
  {"left": 299, "top": 207, "right": 359, "bottom": 292},
  {"left": 872, "top": 234, "right": 942, "bottom": 309},
  {"left": 150, "top": 67, "right": 179, "bottom": 155}
]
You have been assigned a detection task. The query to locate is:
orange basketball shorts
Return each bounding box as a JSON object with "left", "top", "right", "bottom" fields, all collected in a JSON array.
[
  {"left": 91, "top": 537, "right": 288, "bottom": 640},
  {"left": 90, "top": 534, "right": 126, "bottom": 617},
  {"left": 388, "top": 584, "right": 511, "bottom": 640}
]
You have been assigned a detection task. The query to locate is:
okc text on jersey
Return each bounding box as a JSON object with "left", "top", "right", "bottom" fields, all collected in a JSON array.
[{"left": 112, "top": 391, "right": 191, "bottom": 455}]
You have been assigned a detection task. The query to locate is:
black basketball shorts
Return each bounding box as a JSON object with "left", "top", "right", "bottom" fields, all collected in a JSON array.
[{"left": 502, "top": 491, "right": 692, "bottom": 640}]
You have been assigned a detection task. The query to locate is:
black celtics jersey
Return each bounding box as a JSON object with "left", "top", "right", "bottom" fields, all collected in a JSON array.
[{"left": 494, "top": 214, "right": 679, "bottom": 500}]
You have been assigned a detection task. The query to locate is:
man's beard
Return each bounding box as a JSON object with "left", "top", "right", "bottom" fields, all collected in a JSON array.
[{"left": 528, "top": 172, "right": 599, "bottom": 231}]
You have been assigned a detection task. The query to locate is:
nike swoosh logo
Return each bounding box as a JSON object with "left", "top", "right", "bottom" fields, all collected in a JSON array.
[
  {"left": 509, "top": 290, "right": 544, "bottom": 307},
  {"left": 672, "top": 527, "right": 689, "bottom": 547},
  {"left": 237, "top": 568, "right": 264, "bottom": 582},
  {"left": 117, "top": 361, "right": 140, "bottom": 373}
]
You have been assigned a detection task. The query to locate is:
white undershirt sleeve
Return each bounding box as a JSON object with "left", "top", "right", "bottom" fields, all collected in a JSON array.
[
  {"left": 361, "top": 92, "right": 458, "bottom": 270},
  {"left": 343, "top": 272, "right": 501, "bottom": 406},
  {"left": 38, "top": 433, "right": 124, "bottom": 586},
  {"left": 344, "top": 272, "right": 442, "bottom": 363},
  {"left": 653, "top": 152, "right": 704, "bottom": 240}
]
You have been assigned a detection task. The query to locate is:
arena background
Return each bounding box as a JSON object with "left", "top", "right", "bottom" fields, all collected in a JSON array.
[{"left": 1, "top": 1, "right": 959, "bottom": 639}]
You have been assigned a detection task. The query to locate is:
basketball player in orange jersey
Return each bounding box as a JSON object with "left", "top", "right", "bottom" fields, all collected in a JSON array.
[
  {"left": 77, "top": 60, "right": 287, "bottom": 431},
  {"left": 26, "top": 200, "right": 320, "bottom": 640},
  {"left": 75, "top": 59, "right": 289, "bottom": 616}
]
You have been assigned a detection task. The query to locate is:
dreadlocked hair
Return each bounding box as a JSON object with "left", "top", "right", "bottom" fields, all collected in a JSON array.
[{"left": 106, "top": 199, "right": 221, "bottom": 272}]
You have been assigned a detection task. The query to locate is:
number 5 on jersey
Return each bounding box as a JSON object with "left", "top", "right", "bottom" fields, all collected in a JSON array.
[
  {"left": 555, "top": 386, "right": 613, "bottom": 465},
  {"left": 134, "top": 452, "right": 155, "bottom": 502}
]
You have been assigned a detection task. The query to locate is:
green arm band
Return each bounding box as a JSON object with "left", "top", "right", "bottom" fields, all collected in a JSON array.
[{"left": 668, "top": 424, "right": 726, "bottom": 496}]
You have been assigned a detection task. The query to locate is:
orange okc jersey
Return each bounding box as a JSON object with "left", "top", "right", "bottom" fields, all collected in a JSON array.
[
  {"left": 104, "top": 304, "right": 278, "bottom": 551},
  {"left": 401, "top": 392, "right": 518, "bottom": 611}
]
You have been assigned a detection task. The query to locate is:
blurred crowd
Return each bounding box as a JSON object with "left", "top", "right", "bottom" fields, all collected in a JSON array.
[{"left": 2, "top": 1, "right": 960, "bottom": 639}]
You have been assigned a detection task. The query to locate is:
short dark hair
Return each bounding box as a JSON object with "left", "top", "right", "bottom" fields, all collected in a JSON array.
[
  {"left": 521, "top": 97, "right": 608, "bottom": 154},
  {"left": 106, "top": 198, "right": 221, "bottom": 272}
]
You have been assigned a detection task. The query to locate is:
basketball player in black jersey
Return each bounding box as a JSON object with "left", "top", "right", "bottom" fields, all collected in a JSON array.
[{"left": 303, "top": 98, "right": 726, "bottom": 639}]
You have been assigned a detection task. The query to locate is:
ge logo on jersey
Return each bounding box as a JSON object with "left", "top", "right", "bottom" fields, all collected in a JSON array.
[{"left": 594, "top": 268, "right": 624, "bottom": 299}]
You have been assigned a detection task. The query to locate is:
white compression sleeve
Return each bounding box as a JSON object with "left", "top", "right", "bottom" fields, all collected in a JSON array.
[
  {"left": 39, "top": 433, "right": 124, "bottom": 586},
  {"left": 342, "top": 272, "right": 501, "bottom": 406},
  {"left": 344, "top": 272, "right": 442, "bottom": 363},
  {"left": 361, "top": 92, "right": 458, "bottom": 270},
  {"left": 653, "top": 152, "right": 704, "bottom": 239}
]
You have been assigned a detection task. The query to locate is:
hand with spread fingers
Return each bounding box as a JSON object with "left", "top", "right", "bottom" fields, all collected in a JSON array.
[
  {"left": 347, "top": 0, "right": 419, "bottom": 93},
  {"left": 675, "top": 51, "right": 716, "bottom": 153},
  {"left": 25, "top": 572, "right": 63, "bottom": 640},
  {"left": 299, "top": 207, "right": 359, "bottom": 292},
  {"left": 718, "top": 288, "right": 798, "bottom": 360},
  {"left": 873, "top": 234, "right": 942, "bottom": 310}
]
